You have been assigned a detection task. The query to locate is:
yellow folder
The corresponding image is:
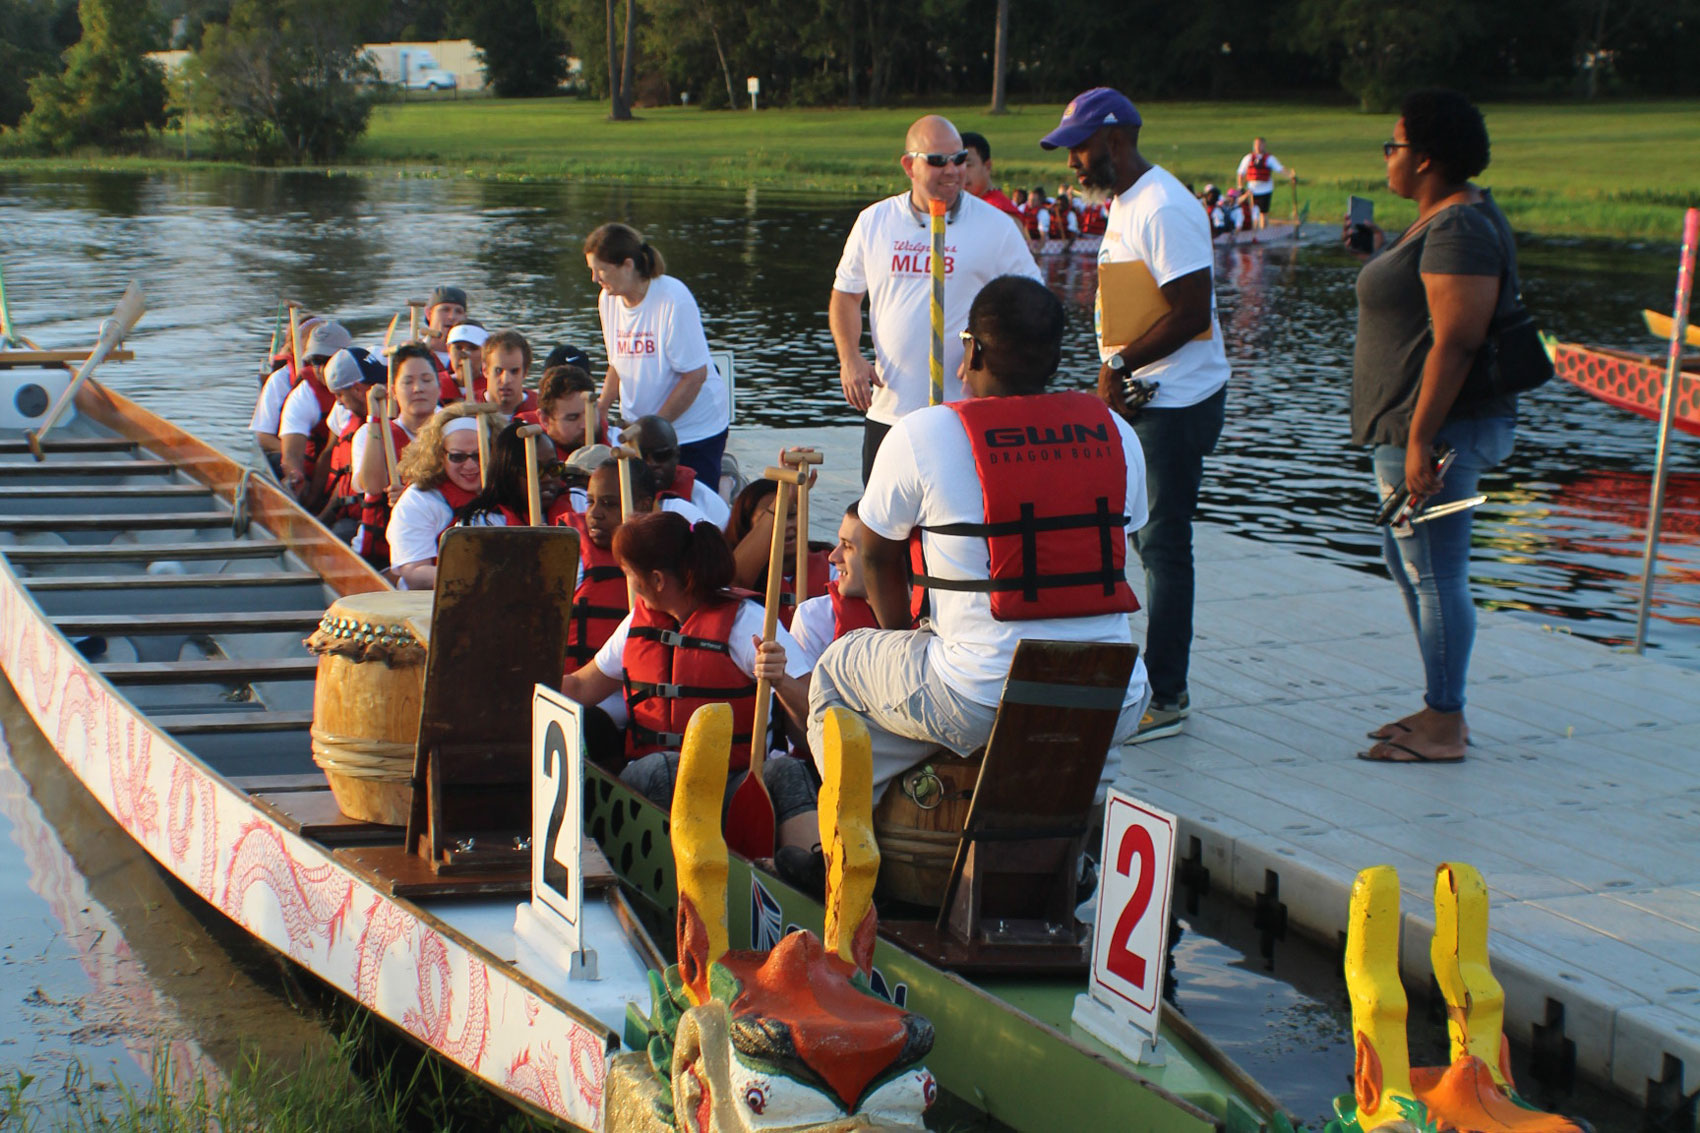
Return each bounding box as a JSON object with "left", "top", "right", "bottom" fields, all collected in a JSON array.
[{"left": 1097, "top": 260, "right": 1213, "bottom": 351}]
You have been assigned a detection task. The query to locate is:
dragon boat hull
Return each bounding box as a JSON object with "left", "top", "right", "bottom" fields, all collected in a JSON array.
[{"left": 1544, "top": 335, "right": 1700, "bottom": 437}]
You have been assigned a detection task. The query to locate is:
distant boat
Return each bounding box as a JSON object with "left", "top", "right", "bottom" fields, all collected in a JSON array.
[{"left": 1542, "top": 334, "right": 1700, "bottom": 437}]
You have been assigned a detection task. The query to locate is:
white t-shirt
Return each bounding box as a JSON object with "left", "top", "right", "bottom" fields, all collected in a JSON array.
[
  {"left": 660, "top": 496, "right": 708, "bottom": 526},
  {"left": 1236, "top": 153, "right": 1286, "bottom": 195},
  {"left": 861, "top": 402, "right": 1150, "bottom": 708},
  {"left": 249, "top": 366, "right": 292, "bottom": 434},
  {"left": 1097, "top": 165, "right": 1231, "bottom": 409},
  {"left": 598, "top": 275, "right": 727, "bottom": 444},
  {"left": 788, "top": 594, "right": 835, "bottom": 671},
  {"left": 278, "top": 385, "right": 356, "bottom": 440},
  {"left": 594, "top": 599, "right": 809, "bottom": 682},
  {"left": 679, "top": 478, "right": 730, "bottom": 527},
  {"left": 833, "top": 192, "right": 1042, "bottom": 425},
  {"left": 387, "top": 486, "right": 455, "bottom": 578}
]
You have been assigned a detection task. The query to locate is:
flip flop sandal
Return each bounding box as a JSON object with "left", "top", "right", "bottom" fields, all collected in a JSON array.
[
  {"left": 1356, "top": 739, "right": 1465, "bottom": 765},
  {"left": 1366, "top": 720, "right": 1414, "bottom": 741}
]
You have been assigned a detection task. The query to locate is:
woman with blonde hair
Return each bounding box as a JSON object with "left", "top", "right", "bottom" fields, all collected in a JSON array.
[
  {"left": 584, "top": 222, "right": 728, "bottom": 486},
  {"left": 387, "top": 407, "right": 490, "bottom": 589}
]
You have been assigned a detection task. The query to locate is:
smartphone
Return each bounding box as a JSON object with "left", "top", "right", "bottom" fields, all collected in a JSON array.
[{"left": 1347, "top": 195, "right": 1375, "bottom": 252}]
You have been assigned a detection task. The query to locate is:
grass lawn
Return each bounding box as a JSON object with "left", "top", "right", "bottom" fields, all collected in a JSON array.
[
  {"left": 9, "top": 97, "right": 1696, "bottom": 239},
  {"left": 351, "top": 96, "right": 1700, "bottom": 239}
]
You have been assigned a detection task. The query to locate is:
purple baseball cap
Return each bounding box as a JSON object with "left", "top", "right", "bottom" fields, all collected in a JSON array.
[{"left": 1039, "top": 88, "right": 1143, "bottom": 150}]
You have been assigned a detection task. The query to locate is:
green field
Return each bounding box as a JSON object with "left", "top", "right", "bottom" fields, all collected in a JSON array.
[
  {"left": 352, "top": 97, "right": 1700, "bottom": 239},
  {"left": 10, "top": 97, "right": 1698, "bottom": 239}
]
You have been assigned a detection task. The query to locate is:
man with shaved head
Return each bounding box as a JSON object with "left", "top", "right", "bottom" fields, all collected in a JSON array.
[{"left": 830, "top": 114, "right": 1042, "bottom": 481}]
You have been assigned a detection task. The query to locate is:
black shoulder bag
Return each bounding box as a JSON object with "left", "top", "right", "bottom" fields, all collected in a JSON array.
[{"left": 1457, "top": 213, "right": 1553, "bottom": 404}]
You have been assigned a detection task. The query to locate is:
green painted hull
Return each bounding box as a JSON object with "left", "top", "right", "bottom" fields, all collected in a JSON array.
[{"left": 585, "top": 765, "right": 1278, "bottom": 1133}]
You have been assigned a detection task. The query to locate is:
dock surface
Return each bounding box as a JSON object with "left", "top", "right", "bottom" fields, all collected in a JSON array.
[{"left": 728, "top": 426, "right": 1700, "bottom": 1109}]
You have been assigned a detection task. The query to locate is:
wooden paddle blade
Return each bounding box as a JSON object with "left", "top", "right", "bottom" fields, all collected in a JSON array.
[
  {"left": 107, "top": 282, "right": 146, "bottom": 342},
  {"left": 724, "top": 755, "right": 777, "bottom": 861}
]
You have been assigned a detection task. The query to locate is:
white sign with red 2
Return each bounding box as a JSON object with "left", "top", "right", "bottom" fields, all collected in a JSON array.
[{"left": 1086, "top": 790, "right": 1177, "bottom": 1044}]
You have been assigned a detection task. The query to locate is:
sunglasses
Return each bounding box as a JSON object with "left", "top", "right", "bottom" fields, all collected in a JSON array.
[
  {"left": 908, "top": 149, "right": 969, "bottom": 168},
  {"left": 646, "top": 447, "right": 677, "bottom": 461},
  {"left": 540, "top": 460, "right": 568, "bottom": 478},
  {"left": 1382, "top": 141, "right": 1413, "bottom": 158},
  {"left": 445, "top": 450, "right": 481, "bottom": 465}
]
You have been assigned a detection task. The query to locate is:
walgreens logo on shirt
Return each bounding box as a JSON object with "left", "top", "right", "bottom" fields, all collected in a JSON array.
[
  {"left": 614, "top": 330, "right": 658, "bottom": 357},
  {"left": 890, "top": 238, "right": 956, "bottom": 276}
]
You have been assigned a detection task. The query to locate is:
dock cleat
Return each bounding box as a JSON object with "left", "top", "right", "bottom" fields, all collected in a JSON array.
[{"left": 1329, "top": 862, "right": 1587, "bottom": 1133}]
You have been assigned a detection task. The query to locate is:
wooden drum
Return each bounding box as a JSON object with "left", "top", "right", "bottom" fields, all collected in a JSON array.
[
  {"left": 872, "top": 751, "right": 983, "bottom": 907},
  {"left": 305, "top": 591, "right": 433, "bottom": 825}
]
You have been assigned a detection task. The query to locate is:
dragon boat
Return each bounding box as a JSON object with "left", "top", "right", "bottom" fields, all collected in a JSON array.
[
  {"left": 0, "top": 284, "right": 1291, "bottom": 1131},
  {"left": 1542, "top": 332, "right": 1700, "bottom": 437}
]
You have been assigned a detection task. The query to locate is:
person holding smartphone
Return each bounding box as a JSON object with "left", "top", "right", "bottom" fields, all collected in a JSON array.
[{"left": 1349, "top": 89, "right": 1522, "bottom": 765}]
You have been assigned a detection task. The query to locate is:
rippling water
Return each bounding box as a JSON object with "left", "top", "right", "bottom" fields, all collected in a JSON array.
[{"left": 5, "top": 170, "right": 1691, "bottom": 665}]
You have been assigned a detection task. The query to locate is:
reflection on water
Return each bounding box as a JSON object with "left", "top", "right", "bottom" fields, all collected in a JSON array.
[
  {"left": 5, "top": 170, "right": 1690, "bottom": 666},
  {"left": 0, "top": 677, "right": 334, "bottom": 1094}
]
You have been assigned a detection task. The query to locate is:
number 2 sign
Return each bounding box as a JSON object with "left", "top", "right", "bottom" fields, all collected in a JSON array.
[
  {"left": 529, "top": 685, "right": 585, "bottom": 951},
  {"left": 1084, "top": 790, "right": 1177, "bottom": 1047}
]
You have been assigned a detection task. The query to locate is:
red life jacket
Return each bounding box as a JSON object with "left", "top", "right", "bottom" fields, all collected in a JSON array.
[
  {"left": 323, "top": 411, "right": 366, "bottom": 525},
  {"left": 774, "top": 547, "right": 831, "bottom": 629},
  {"left": 432, "top": 352, "right": 466, "bottom": 403},
  {"left": 287, "top": 364, "right": 337, "bottom": 466},
  {"left": 1042, "top": 208, "right": 1067, "bottom": 239},
  {"left": 659, "top": 465, "right": 697, "bottom": 504},
  {"left": 1023, "top": 206, "right": 1042, "bottom": 237},
  {"left": 1083, "top": 204, "right": 1107, "bottom": 235},
  {"left": 828, "top": 579, "right": 878, "bottom": 637},
  {"left": 1245, "top": 153, "right": 1273, "bottom": 185},
  {"left": 623, "top": 594, "right": 759, "bottom": 770},
  {"left": 909, "top": 393, "right": 1138, "bottom": 622},
  {"left": 564, "top": 512, "right": 628, "bottom": 667},
  {"left": 353, "top": 422, "right": 414, "bottom": 571}
]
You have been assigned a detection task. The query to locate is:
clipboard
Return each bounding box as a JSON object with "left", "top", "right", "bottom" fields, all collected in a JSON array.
[{"left": 1098, "top": 260, "right": 1213, "bottom": 351}]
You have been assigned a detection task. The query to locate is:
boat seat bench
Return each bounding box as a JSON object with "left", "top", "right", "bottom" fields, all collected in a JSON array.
[
  {"left": 153, "top": 709, "right": 315, "bottom": 734},
  {"left": 50, "top": 610, "right": 324, "bottom": 636},
  {"left": 96, "top": 657, "right": 319, "bottom": 684},
  {"left": 0, "top": 539, "right": 288, "bottom": 564}
]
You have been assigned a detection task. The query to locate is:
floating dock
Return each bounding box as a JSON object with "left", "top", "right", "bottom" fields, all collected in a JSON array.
[{"left": 728, "top": 426, "right": 1700, "bottom": 1117}]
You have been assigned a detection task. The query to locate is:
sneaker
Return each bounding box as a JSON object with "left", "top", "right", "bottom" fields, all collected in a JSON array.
[{"left": 1131, "top": 692, "right": 1189, "bottom": 744}]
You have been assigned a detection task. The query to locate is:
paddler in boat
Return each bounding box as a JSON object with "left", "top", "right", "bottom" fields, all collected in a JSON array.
[
  {"left": 625, "top": 414, "right": 732, "bottom": 528},
  {"left": 387, "top": 408, "right": 487, "bottom": 589},
  {"left": 453, "top": 418, "right": 571, "bottom": 526},
  {"left": 518, "top": 363, "right": 607, "bottom": 457},
  {"left": 558, "top": 511, "right": 822, "bottom": 852},
  {"left": 314, "top": 347, "right": 388, "bottom": 542},
  {"left": 423, "top": 284, "right": 467, "bottom": 369},
  {"left": 726, "top": 474, "right": 829, "bottom": 628},
  {"left": 807, "top": 275, "right": 1152, "bottom": 797},
  {"left": 444, "top": 322, "right": 486, "bottom": 396},
  {"left": 276, "top": 319, "right": 354, "bottom": 500},
  {"left": 249, "top": 312, "right": 320, "bottom": 474},
  {"left": 475, "top": 328, "right": 540, "bottom": 415},
  {"left": 352, "top": 341, "right": 442, "bottom": 561},
  {"left": 786, "top": 499, "right": 879, "bottom": 674}
]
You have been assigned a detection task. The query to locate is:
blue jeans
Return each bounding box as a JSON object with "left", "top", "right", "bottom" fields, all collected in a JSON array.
[
  {"left": 677, "top": 429, "right": 728, "bottom": 489},
  {"left": 1130, "top": 387, "right": 1227, "bottom": 706},
  {"left": 1372, "top": 415, "right": 1515, "bottom": 714}
]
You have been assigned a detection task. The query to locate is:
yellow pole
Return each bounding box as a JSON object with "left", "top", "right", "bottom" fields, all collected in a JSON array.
[{"left": 929, "top": 197, "right": 946, "bottom": 406}]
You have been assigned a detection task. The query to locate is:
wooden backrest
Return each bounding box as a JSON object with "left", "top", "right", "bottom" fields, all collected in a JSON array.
[
  {"left": 405, "top": 525, "right": 580, "bottom": 859},
  {"left": 938, "top": 639, "right": 1137, "bottom": 926}
]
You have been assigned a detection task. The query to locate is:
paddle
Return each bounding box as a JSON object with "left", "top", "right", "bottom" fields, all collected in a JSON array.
[
  {"left": 1644, "top": 308, "right": 1700, "bottom": 349},
  {"left": 0, "top": 258, "right": 16, "bottom": 347},
  {"left": 616, "top": 440, "right": 642, "bottom": 608},
  {"left": 929, "top": 198, "right": 947, "bottom": 407},
  {"left": 781, "top": 447, "right": 824, "bottom": 604},
  {"left": 517, "top": 423, "right": 546, "bottom": 525},
  {"left": 369, "top": 376, "right": 400, "bottom": 492},
  {"left": 25, "top": 282, "right": 147, "bottom": 460},
  {"left": 724, "top": 462, "right": 807, "bottom": 861},
  {"left": 408, "top": 298, "right": 426, "bottom": 344},
  {"left": 382, "top": 312, "right": 401, "bottom": 357}
]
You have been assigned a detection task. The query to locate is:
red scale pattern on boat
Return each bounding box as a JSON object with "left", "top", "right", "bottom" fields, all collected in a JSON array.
[{"left": 1553, "top": 342, "right": 1700, "bottom": 437}]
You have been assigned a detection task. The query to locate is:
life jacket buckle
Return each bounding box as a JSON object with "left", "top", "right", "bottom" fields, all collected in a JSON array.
[
  {"left": 653, "top": 682, "right": 683, "bottom": 699},
  {"left": 655, "top": 629, "right": 685, "bottom": 647}
]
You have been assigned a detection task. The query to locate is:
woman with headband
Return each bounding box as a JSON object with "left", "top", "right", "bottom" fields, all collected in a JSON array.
[{"left": 387, "top": 409, "right": 487, "bottom": 589}]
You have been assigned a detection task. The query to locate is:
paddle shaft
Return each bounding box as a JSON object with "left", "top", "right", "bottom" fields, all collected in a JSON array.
[
  {"left": 782, "top": 449, "right": 824, "bottom": 604},
  {"left": 378, "top": 358, "right": 400, "bottom": 490},
  {"left": 748, "top": 476, "right": 796, "bottom": 790},
  {"left": 519, "top": 426, "right": 544, "bottom": 525},
  {"left": 1634, "top": 206, "right": 1700, "bottom": 653},
  {"left": 617, "top": 449, "right": 638, "bottom": 608},
  {"left": 28, "top": 282, "right": 146, "bottom": 457},
  {"left": 929, "top": 199, "right": 946, "bottom": 406}
]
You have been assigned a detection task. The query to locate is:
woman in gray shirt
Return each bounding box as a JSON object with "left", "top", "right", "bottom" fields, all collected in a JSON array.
[{"left": 1350, "top": 90, "right": 1519, "bottom": 764}]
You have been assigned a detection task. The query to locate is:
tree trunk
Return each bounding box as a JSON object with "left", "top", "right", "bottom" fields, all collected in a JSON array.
[
  {"left": 865, "top": 0, "right": 884, "bottom": 106},
  {"left": 705, "top": 11, "right": 736, "bottom": 109},
  {"left": 606, "top": 0, "right": 629, "bottom": 119},
  {"left": 844, "top": 0, "right": 857, "bottom": 106},
  {"left": 619, "top": 0, "right": 638, "bottom": 113},
  {"left": 988, "top": 0, "right": 1008, "bottom": 114}
]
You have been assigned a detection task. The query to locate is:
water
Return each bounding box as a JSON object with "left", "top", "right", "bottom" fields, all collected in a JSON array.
[{"left": 0, "top": 170, "right": 1688, "bottom": 1126}]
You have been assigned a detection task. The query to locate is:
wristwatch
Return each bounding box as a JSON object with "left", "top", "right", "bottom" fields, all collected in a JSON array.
[{"left": 1106, "top": 352, "right": 1129, "bottom": 373}]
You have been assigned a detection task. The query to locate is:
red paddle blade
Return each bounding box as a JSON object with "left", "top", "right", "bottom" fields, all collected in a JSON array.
[{"left": 724, "top": 771, "right": 776, "bottom": 860}]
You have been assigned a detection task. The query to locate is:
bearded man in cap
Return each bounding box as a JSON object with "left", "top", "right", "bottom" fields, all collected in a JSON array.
[{"left": 1042, "top": 87, "right": 1230, "bottom": 743}]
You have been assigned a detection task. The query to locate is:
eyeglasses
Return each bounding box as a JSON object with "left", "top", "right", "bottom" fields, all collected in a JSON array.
[
  {"left": 646, "top": 447, "right": 677, "bottom": 461},
  {"left": 540, "top": 460, "right": 568, "bottom": 478},
  {"left": 445, "top": 451, "right": 481, "bottom": 465},
  {"left": 1382, "top": 141, "right": 1413, "bottom": 158},
  {"left": 907, "top": 150, "right": 969, "bottom": 168}
]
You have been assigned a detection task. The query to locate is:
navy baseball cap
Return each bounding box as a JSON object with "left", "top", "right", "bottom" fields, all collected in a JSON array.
[
  {"left": 1039, "top": 88, "right": 1142, "bottom": 150},
  {"left": 544, "top": 343, "right": 593, "bottom": 372}
]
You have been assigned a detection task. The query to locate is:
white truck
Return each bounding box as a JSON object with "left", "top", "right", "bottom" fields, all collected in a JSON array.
[{"left": 363, "top": 44, "right": 458, "bottom": 91}]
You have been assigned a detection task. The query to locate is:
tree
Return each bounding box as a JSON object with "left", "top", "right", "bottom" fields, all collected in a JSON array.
[
  {"left": 188, "top": 0, "right": 380, "bottom": 163},
  {"left": 1290, "top": 0, "right": 1484, "bottom": 110},
  {"left": 0, "top": 0, "right": 75, "bottom": 128},
  {"left": 15, "top": 0, "right": 167, "bottom": 152},
  {"left": 454, "top": 0, "right": 566, "bottom": 97}
]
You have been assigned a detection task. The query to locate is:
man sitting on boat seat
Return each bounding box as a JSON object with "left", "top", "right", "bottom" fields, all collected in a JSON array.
[
  {"left": 387, "top": 409, "right": 488, "bottom": 590},
  {"left": 424, "top": 284, "right": 468, "bottom": 369},
  {"left": 519, "top": 363, "right": 607, "bottom": 455},
  {"left": 788, "top": 499, "right": 879, "bottom": 677},
  {"left": 626, "top": 413, "right": 732, "bottom": 528},
  {"left": 315, "top": 347, "right": 387, "bottom": 541},
  {"left": 249, "top": 313, "right": 321, "bottom": 470},
  {"left": 277, "top": 319, "right": 354, "bottom": 500},
  {"left": 475, "top": 329, "right": 539, "bottom": 416},
  {"left": 559, "top": 512, "right": 821, "bottom": 852},
  {"left": 807, "top": 274, "right": 1152, "bottom": 797}
]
